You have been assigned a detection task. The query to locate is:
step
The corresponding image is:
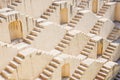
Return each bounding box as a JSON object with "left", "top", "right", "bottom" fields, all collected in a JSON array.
[
  {"left": 96, "top": 74, "right": 105, "bottom": 80},
  {"left": 83, "top": 48, "right": 91, "bottom": 53},
  {"left": 43, "top": 69, "right": 52, "bottom": 77},
  {"left": 78, "top": 65, "right": 87, "bottom": 71},
  {"left": 70, "top": 20, "right": 77, "bottom": 24},
  {"left": 72, "top": 18, "right": 79, "bottom": 22},
  {"left": 40, "top": 73, "right": 49, "bottom": 80},
  {"left": 58, "top": 42, "right": 67, "bottom": 48},
  {"left": 5, "top": 65, "right": 15, "bottom": 73},
  {"left": 90, "top": 30, "right": 98, "bottom": 35},
  {"left": 1, "top": 70, "right": 10, "bottom": 79},
  {"left": 102, "top": 54, "right": 110, "bottom": 60},
  {"left": 68, "top": 23, "right": 76, "bottom": 27},
  {"left": 70, "top": 76, "right": 78, "bottom": 80},
  {"left": 44, "top": 12, "right": 51, "bottom": 16},
  {"left": 52, "top": 58, "right": 60, "bottom": 64},
  {"left": 81, "top": 50, "right": 89, "bottom": 56},
  {"left": 46, "top": 9, "right": 54, "bottom": 13},
  {"left": 27, "top": 35, "right": 35, "bottom": 40},
  {"left": 24, "top": 38, "right": 32, "bottom": 44},
  {"left": 61, "top": 39, "right": 70, "bottom": 44},
  {"left": 85, "top": 45, "right": 93, "bottom": 50},
  {"left": 14, "top": 56, "right": 23, "bottom": 64},
  {"left": 49, "top": 5, "right": 56, "bottom": 10},
  {"left": 9, "top": 61, "right": 19, "bottom": 68},
  {"left": 75, "top": 15, "right": 82, "bottom": 19},
  {"left": 100, "top": 68, "right": 109, "bottom": 73},
  {"left": 55, "top": 46, "right": 64, "bottom": 52},
  {"left": 64, "top": 35, "right": 73, "bottom": 41},
  {"left": 98, "top": 71, "right": 107, "bottom": 77},
  {"left": 75, "top": 68, "right": 84, "bottom": 75},
  {"left": 33, "top": 27, "right": 41, "bottom": 32},
  {"left": 41, "top": 15, "right": 48, "bottom": 19},
  {"left": 72, "top": 73, "right": 81, "bottom": 79},
  {"left": 104, "top": 52, "right": 112, "bottom": 57},
  {"left": 105, "top": 49, "right": 113, "bottom": 53},
  {"left": 107, "top": 45, "right": 115, "bottom": 51},
  {"left": 46, "top": 65, "right": 55, "bottom": 72},
  {"left": 49, "top": 61, "right": 59, "bottom": 68},
  {"left": 30, "top": 31, "right": 39, "bottom": 36}
]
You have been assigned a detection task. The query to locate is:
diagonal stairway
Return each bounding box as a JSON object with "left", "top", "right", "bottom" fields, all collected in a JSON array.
[
  {"left": 35, "top": 57, "right": 62, "bottom": 80},
  {"left": 78, "top": 0, "right": 88, "bottom": 9},
  {"left": 70, "top": 62, "right": 88, "bottom": 80},
  {"left": 80, "top": 39, "right": 96, "bottom": 56},
  {"left": 55, "top": 33, "right": 75, "bottom": 52},
  {"left": 0, "top": 47, "right": 37, "bottom": 80},
  {"left": 41, "top": 3, "right": 59, "bottom": 20},
  {"left": 90, "top": 20, "right": 104, "bottom": 35},
  {"left": 101, "top": 43, "right": 117, "bottom": 60},
  {"left": 67, "top": 12, "right": 84, "bottom": 28},
  {"left": 97, "top": 4, "right": 110, "bottom": 16},
  {"left": 94, "top": 65, "right": 111, "bottom": 80},
  {"left": 107, "top": 27, "right": 120, "bottom": 41},
  {"left": 24, "top": 23, "right": 44, "bottom": 44}
]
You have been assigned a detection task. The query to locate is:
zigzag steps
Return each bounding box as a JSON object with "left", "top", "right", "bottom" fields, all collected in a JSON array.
[
  {"left": 55, "top": 33, "right": 74, "bottom": 52},
  {"left": 80, "top": 39, "right": 96, "bottom": 56},
  {"left": 36, "top": 58, "right": 61, "bottom": 80},
  {"left": 70, "top": 63, "right": 88, "bottom": 80},
  {"left": 101, "top": 43, "right": 117, "bottom": 60},
  {"left": 68, "top": 13, "right": 83, "bottom": 28},
  {"left": 94, "top": 65, "right": 111, "bottom": 80},
  {"left": 41, "top": 3, "right": 59, "bottom": 20}
]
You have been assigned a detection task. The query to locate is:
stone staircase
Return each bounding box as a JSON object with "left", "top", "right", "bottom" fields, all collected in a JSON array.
[
  {"left": 7, "top": 0, "right": 22, "bottom": 9},
  {"left": 35, "top": 57, "right": 62, "bottom": 80},
  {"left": 107, "top": 27, "right": 120, "bottom": 41},
  {"left": 70, "top": 61, "right": 88, "bottom": 80},
  {"left": 24, "top": 22, "right": 45, "bottom": 44},
  {"left": 90, "top": 20, "right": 104, "bottom": 35},
  {"left": 0, "top": 47, "right": 37, "bottom": 80},
  {"left": 41, "top": 3, "right": 59, "bottom": 20},
  {"left": 67, "top": 12, "right": 84, "bottom": 28},
  {"left": 78, "top": 0, "right": 88, "bottom": 9},
  {"left": 114, "top": 72, "right": 120, "bottom": 80},
  {"left": 55, "top": 32, "right": 75, "bottom": 52},
  {"left": 101, "top": 43, "right": 117, "bottom": 60},
  {"left": 97, "top": 4, "right": 110, "bottom": 16},
  {"left": 94, "top": 64, "right": 111, "bottom": 80},
  {"left": 80, "top": 39, "right": 96, "bottom": 56}
]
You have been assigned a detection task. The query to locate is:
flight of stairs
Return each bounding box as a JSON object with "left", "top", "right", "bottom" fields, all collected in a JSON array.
[
  {"left": 0, "top": 52, "right": 24, "bottom": 79},
  {"left": 7, "top": 0, "right": 22, "bottom": 9},
  {"left": 107, "top": 27, "right": 120, "bottom": 41},
  {"left": 24, "top": 24, "right": 44, "bottom": 44},
  {"left": 36, "top": 57, "right": 61, "bottom": 80},
  {"left": 101, "top": 43, "right": 117, "bottom": 60},
  {"left": 41, "top": 3, "right": 59, "bottom": 20},
  {"left": 70, "top": 62, "right": 88, "bottom": 80},
  {"left": 97, "top": 4, "right": 110, "bottom": 16},
  {"left": 114, "top": 72, "right": 120, "bottom": 80},
  {"left": 94, "top": 65, "right": 111, "bottom": 80},
  {"left": 80, "top": 39, "right": 96, "bottom": 56},
  {"left": 55, "top": 33, "right": 75, "bottom": 52},
  {"left": 78, "top": 0, "right": 88, "bottom": 9},
  {"left": 90, "top": 20, "right": 104, "bottom": 35},
  {"left": 67, "top": 12, "right": 84, "bottom": 28}
]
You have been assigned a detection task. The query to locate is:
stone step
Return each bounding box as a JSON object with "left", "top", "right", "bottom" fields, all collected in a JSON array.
[
  {"left": 96, "top": 74, "right": 105, "bottom": 80},
  {"left": 49, "top": 5, "right": 56, "bottom": 10},
  {"left": 46, "top": 65, "right": 55, "bottom": 72},
  {"left": 46, "top": 9, "right": 54, "bottom": 13},
  {"left": 9, "top": 61, "right": 19, "bottom": 68},
  {"left": 72, "top": 17, "right": 79, "bottom": 22},
  {"left": 41, "top": 15, "right": 48, "bottom": 19},
  {"left": 55, "top": 45, "right": 64, "bottom": 52},
  {"left": 5, "top": 65, "right": 15, "bottom": 73},
  {"left": 14, "top": 56, "right": 23, "bottom": 64},
  {"left": 70, "top": 20, "right": 77, "bottom": 24},
  {"left": 40, "top": 73, "right": 49, "bottom": 80},
  {"left": 102, "top": 54, "right": 110, "bottom": 60},
  {"left": 30, "top": 30, "right": 39, "bottom": 36},
  {"left": 49, "top": 61, "right": 59, "bottom": 68},
  {"left": 72, "top": 73, "right": 81, "bottom": 79},
  {"left": 1, "top": 70, "right": 10, "bottom": 79},
  {"left": 98, "top": 71, "right": 107, "bottom": 77},
  {"left": 64, "top": 35, "right": 73, "bottom": 41},
  {"left": 100, "top": 67, "right": 109, "bottom": 73},
  {"left": 43, "top": 69, "right": 52, "bottom": 77},
  {"left": 24, "top": 38, "right": 32, "bottom": 44},
  {"left": 61, "top": 39, "right": 70, "bottom": 44},
  {"left": 33, "top": 27, "right": 41, "bottom": 32},
  {"left": 58, "top": 42, "right": 67, "bottom": 48},
  {"left": 87, "top": 41, "right": 95, "bottom": 46},
  {"left": 75, "top": 68, "right": 84, "bottom": 75},
  {"left": 78, "top": 65, "right": 87, "bottom": 71},
  {"left": 27, "top": 35, "right": 36, "bottom": 40},
  {"left": 81, "top": 50, "right": 89, "bottom": 56},
  {"left": 70, "top": 76, "right": 78, "bottom": 80},
  {"left": 52, "top": 58, "right": 60, "bottom": 64},
  {"left": 68, "top": 23, "right": 76, "bottom": 27}
]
